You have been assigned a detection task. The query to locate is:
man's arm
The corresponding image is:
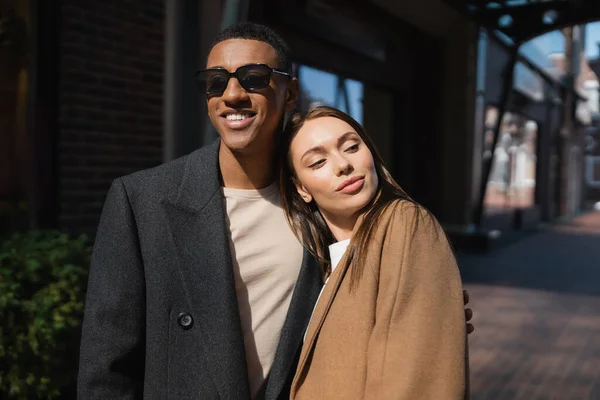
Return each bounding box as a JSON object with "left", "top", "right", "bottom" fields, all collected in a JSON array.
[{"left": 78, "top": 178, "right": 146, "bottom": 400}]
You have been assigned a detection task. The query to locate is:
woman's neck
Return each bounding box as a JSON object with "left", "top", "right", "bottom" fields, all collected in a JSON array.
[{"left": 321, "top": 210, "right": 359, "bottom": 242}]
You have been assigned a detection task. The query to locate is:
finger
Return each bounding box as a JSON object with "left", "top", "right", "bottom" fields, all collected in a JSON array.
[
  {"left": 463, "top": 289, "right": 470, "bottom": 305},
  {"left": 467, "top": 323, "right": 475, "bottom": 334},
  {"left": 465, "top": 308, "right": 473, "bottom": 321}
]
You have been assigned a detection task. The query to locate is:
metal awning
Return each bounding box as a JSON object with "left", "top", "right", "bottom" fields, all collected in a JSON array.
[
  {"left": 444, "top": 0, "right": 600, "bottom": 45},
  {"left": 442, "top": 0, "right": 599, "bottom": 228}
]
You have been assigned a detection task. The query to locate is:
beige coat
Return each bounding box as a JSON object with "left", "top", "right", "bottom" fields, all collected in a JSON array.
[{"left": 290, "top": 201, "right": 469, "bottom": 399}]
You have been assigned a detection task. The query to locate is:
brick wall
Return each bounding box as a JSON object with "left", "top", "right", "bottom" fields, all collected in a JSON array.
[{"left": 58, "top": 0, "right": 165, "bottom": 236}]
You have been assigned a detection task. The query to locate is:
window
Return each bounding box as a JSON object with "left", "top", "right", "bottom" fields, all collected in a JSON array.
[
  {"left": 519, "top": 30, "right": 565, "bottom": 79},
  {"left": 483, "top": 107, "right": 538, "bottom": 215},
  {"left": 295, "top": 64, "right": 364, "bottom": 124}
]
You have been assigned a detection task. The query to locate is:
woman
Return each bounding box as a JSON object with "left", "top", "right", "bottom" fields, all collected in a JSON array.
[{"left": 280, "top": 106, "right": 469, "bottom": 399}]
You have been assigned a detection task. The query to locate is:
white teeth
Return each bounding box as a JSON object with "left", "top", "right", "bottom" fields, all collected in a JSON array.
[{"left": 226, "top": 114, "right": 251, "bottom": 121}]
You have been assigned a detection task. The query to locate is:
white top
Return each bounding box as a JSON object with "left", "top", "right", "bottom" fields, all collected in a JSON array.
[
  {"left": 304, "top": 238, "right": 351, "bottom": 340},
  {"left": 329, "top": 239, "right": 351, "bottom": 273},
  {"left": 222, "top": 182, "right": 304, "bottom": 399}
]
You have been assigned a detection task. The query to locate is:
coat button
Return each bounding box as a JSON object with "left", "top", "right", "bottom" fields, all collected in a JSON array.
[{"left": 178, "top": 312, "right": 193, "bottom": 330}]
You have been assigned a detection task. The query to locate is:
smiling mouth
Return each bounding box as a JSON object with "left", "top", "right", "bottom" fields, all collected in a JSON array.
[
  {"left": 223, "top": 112, "right": 256, "bottom": 121},
  {"left": 221, "top": 112, "right": 257, "bottom": 130}
]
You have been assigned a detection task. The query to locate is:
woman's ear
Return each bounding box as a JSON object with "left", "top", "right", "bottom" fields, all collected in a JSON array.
[{"left": 293, "top": 178, "right": 313, "bottom": 203}]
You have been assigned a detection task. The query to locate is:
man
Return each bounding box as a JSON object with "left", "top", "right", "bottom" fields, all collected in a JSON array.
[{"left": 78, "top": 22, "right": 473, "bottom": 399}]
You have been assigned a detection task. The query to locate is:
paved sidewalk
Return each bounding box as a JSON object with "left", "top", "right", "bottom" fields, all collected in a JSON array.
[{"left": 459, "top": 211, "right": 600, "bottom": 400}]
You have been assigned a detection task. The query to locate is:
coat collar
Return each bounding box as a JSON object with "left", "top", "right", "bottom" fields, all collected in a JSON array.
[
  {"left": 162, "top": 138, "right": 251, "bottom": 398},
  {"left": 291, "top": 247, "right": 352, "bottom": 395},
  {"left": 264, "top": 250, "right": 322, "bottom": 400},
  {"left": 162, "top": 138, "right": 322, "bottom": 399},
  {"left": 290, "top": 214, "right": 366, "bottom": 396},
  {"left": 168, "top": 138, "right": 222, "bottom": 213}
]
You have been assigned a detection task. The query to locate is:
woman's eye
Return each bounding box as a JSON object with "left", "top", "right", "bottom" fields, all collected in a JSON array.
[
  {"left": 345, "top": 144, "right": 359, "bottom": 152},
  {"left": 309, "top": 159, "right": 325, "bottom": 168}
]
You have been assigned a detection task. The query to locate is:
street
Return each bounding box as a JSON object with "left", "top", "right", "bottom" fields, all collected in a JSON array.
[{"left": 460, "top": 211, "right": 600, "bottom": 399}]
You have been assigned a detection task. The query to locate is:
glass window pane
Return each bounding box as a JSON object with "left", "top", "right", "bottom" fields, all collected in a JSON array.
[
  {"left": 514, "top": 61, "right": 544, "bottom": 101},
  {"left": 483, "top": 107, "right": 538, "bottom": 216},
  {"left": 298, "top": 65, "right": 338, "bottom": 108},
  {"left": 345, "top": 79, "right": 364, "bottom": 124},
  {"left": 297, "top": 65, "right": 364, "bottom": 124},
  {"left": 519, "top": 30, "right": 565, "bottom": 79}
]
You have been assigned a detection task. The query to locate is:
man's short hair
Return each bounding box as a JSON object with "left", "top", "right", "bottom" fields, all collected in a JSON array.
[{"left": 211, "top": 22, "right": 292, "bottom": 74}]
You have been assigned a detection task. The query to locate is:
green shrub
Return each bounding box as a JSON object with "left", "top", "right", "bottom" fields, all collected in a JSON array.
[{"left": 0, "top": 230, "right": 91, "bottom": 399}]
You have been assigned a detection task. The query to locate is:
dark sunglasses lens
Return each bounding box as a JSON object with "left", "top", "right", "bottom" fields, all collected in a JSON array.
[
  {"left": 197, "top": 70, "right": 229, "bottom": 94},
  {"left": 238, "top": 65, "right": 271, "bottom": 90}
]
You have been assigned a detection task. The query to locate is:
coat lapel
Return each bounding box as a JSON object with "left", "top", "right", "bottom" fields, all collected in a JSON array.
[
  {"left": 291, "top": 246, "right": 353, "bottom": 396},
  {"left": 162, "top": 139, "right": 250, "bottom": 399},
  {"left": 264, "top": 250, "right": 322, "bottom": 400}
]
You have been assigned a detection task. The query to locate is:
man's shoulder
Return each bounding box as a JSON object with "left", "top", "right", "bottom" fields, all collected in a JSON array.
[
  {"left": 117, "top": 140, "right": 220, "bottom": 200},
  {"left": 122, "top": 152, "right": 188, "bottom": 187}
]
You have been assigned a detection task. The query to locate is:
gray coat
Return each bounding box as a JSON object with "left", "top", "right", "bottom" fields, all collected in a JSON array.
[{"left": 77, "top": 139, "right": 322, "bottom": 399}]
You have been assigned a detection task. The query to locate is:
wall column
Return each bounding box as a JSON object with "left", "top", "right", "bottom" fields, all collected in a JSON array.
[{"left": 439, "top": 21, "right": 479, "bottom": 228}]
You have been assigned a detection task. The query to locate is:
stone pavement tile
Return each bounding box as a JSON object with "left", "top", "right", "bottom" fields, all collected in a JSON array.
[
  {"left": 590, "top": 381, "right": 600, "bottom": 400},
  {"left": 465, "top": 285, "right": 600, "bottom": 400},
  {"left": 461, "top": 212, "right": 600, "bottom": 399}
]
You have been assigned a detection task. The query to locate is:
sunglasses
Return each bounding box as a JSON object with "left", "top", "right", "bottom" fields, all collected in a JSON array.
[{"left": 194, "top": 63, "right": 291, "bottom": 95}]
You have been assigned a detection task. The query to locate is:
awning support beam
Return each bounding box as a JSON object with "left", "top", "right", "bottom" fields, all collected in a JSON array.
[{"left": 473, "top": 44, "right": 520, "bottom": 228}]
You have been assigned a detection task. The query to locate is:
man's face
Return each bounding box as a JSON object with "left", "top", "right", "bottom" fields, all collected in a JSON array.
[{"left": 206, "top": 39, "right": 297, "bottom": 155}]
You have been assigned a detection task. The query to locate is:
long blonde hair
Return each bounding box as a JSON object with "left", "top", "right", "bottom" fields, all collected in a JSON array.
[{"left": 279, "top": 106, "right": 419, "bottom": 286}]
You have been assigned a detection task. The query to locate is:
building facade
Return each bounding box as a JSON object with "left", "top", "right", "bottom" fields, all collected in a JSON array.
[
  {"left": 476, "top": 28, "right": 590, "bottom": 233},
  {"left": 1, "top": 0, "right": 591, "bottom": 247},
  {"left": 586, "top": 47, "right": 600, "bottom": 204},
  {"left": 1, "top": 0, "right": 165, "bottom": 236}
]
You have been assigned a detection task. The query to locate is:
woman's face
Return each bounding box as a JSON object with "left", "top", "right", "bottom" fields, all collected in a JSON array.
[{"left": 289, "top": 116, "right": 379, "bottom": 222}]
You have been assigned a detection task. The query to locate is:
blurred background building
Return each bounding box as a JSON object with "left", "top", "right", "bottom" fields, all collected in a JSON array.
[{"left": 1, "top": 0, "right": 600, "bottom": 247}]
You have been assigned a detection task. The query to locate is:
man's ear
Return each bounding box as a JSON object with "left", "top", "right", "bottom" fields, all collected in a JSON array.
[
  {"left": 285, "top": 77, "right": 299, "bottom": 113},
  {"left": 293, "top": 177, "right": 312, "bottom": 203}
]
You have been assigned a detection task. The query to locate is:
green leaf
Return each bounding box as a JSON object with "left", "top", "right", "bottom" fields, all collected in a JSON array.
[{"left": 0, "top": 230, "right": 90, "bottom": 398}]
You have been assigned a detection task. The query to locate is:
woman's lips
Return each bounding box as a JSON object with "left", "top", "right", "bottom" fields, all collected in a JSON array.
[{"left": 337, "top": 176, "right": 365, "bottom": 194}]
